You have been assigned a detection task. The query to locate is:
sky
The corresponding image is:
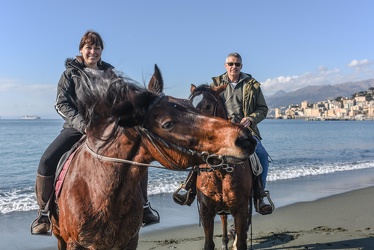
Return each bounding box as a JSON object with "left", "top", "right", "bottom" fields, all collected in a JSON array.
[{"left": 1, "top": 0, "right": 373, "bottom": 118}]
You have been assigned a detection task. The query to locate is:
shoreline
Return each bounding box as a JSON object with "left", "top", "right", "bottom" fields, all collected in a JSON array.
[
  {"left": 1, "top": 168, "right": 374, "bottom": 249},
  {"left": 138, "top": 186, "right": 374, "bottom": 249}
]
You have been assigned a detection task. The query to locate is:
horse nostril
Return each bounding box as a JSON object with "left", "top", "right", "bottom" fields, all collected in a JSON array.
[{"left": 235, "top": 129, "right": 257, "bottom": 154}]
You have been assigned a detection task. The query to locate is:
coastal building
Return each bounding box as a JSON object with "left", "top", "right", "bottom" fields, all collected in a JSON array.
[
  {"left": 343, "top": 99, "right": 354, "bottom": 109},
  {"left": 275, "top": 108, "right": 282, "bottom": 119},
  {"left": 277, "top": 87, "right": 374, "bottom": 120}
]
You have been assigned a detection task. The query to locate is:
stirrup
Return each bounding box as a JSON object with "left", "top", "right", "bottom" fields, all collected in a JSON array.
[
  {"left": 30, "top": 210, "right": 53, "bottom": 236},
  {"left": 173, "top": 185, "right": 194, "bottom": 206},
  {"left": 255, "top": 191, "right": 275, "bottom": 215},
  {"left": 264, "top": 190, "right": 275, "bottom": 212}
]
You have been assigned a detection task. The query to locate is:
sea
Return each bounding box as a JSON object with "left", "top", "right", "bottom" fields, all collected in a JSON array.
[
  {"left": 0, "top": 119, "right": 374, "bottom": 215},
  {"left": 1, "top": 118, "right": 374, "bottom": 215},
  {"left": 1, "top": 118, "right": 374, "bottom": 249}
]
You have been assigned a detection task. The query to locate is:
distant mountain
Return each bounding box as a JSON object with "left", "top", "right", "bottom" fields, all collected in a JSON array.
[{"left": 265, "top": 79, "right": 374, "bottom": 108}]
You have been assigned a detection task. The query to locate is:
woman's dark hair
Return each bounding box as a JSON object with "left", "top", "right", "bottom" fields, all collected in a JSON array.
[{"left": 79, "top": 30, "right": 104, "bottom": 50}]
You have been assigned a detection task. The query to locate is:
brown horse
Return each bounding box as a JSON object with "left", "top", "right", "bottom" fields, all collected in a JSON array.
[
  {"left": 50, "top": 66, "right": 257, "bottom": 250},
  {"left": 189, "top": 84, "right": 254, "bottom": 250}
]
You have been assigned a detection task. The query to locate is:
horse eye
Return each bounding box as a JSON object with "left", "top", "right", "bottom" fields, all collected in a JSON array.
[
  {"left": 205, "top": 104, "right": 212, "bottom": 110},
  {"left": 162, "top": 121, "right": 175, "bottom": 130}
]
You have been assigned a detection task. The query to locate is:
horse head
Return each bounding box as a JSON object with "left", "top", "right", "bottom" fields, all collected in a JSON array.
[
  {"left": 189, "top": 83, "right": 257, "bottom": 158},
  {"left": 79, "top": 65, "right": 256, "bottom": 169},
  {"left": 189, "top": 83, "right": 228, "bottom": 120}
]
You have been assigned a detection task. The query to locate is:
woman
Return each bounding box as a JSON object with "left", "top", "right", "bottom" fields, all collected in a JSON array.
[{"left": 31, "top": 30, "right": 159, "bottom": 235}]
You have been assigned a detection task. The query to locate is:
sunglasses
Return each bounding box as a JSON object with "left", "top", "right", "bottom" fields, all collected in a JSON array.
[{"left": 226, "top": 62, "right": 241, "bottom": 67}]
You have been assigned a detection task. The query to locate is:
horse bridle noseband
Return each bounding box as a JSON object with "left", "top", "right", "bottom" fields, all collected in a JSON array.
[{"left": 85, "top": 92, "right": 233, "bottom": 172}]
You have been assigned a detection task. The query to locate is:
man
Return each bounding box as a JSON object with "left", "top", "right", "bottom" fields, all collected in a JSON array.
[{"left": 173, "top": 52, "right": 273, "bottom": 215}]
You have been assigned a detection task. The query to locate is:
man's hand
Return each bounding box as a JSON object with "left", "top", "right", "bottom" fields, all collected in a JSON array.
[{"left": 240, "top": 117, "right": 251, "bottom": 128}]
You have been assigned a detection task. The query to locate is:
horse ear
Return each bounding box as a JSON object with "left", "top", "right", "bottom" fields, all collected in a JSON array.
[
  {"left": 148, "top": 64, "right": 164, "bottom": 94},
  {"left": 190, "top": 84, "right": 197, "bottom": 93}
]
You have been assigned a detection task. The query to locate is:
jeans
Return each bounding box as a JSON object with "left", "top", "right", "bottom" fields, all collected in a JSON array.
[{"left": 254, "top": 136, "right": 269, "bottom": 188}]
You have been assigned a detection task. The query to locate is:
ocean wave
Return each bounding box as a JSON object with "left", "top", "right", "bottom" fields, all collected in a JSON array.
[
  {"left": 0, "top": 187, "right": 37, "bottom": 214},
  {"left": 1, "top": 161, "right": 373, "bottom": 214},
  {"left": 268, "top": 160, "right": 374, "bottom": 181}
]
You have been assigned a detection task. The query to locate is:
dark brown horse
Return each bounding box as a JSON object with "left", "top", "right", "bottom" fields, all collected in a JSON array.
[
  {"left": 189, "top": 84, "right": 255, "bottom": 250},
  {"left": 50, "top": 66, "right": 256, "bottom": 250}
]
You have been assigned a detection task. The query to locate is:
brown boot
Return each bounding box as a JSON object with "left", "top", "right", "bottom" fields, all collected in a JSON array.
[
  {"left": 173, "top": 170, "right": 197, "bottom": 206},
  {"left": 31, "top": 174, "right": 54, "bottom": 235},
  {"left": 253, "top": 176, "right": 274, "bottom": 215}
]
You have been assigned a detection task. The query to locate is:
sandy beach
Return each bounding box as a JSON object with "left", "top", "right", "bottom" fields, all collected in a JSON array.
[
  {"left": 1, "top": 168, "right": 374, "bottom": 250},
  {"left": 139, "top": 186, "right": 374, "bottom": 249}
]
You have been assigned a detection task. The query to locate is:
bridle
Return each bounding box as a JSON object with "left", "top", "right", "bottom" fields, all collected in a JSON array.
[
  {"left": 85, "top": 92, "right": 233, "bottom": 172},
  {"left": 188, "top": 90, "right": 220, "bottom": 117}
]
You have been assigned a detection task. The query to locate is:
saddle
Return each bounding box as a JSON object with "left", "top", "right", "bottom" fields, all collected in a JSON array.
[{"left": 55, "top": 136, "right": 86, "bottom": 198}]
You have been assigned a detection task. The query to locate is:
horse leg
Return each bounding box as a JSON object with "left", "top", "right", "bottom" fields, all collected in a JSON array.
[
  {"left": 220, "top": 214, "right": 229, "bottom": 250},
  {"left": 52, "top": 218, "right": 67, "bottom": 250},
  {"left": 200, "top": 209, "right": 216, "bottom": 250},
  {"left": 124, "top": 232, "right": 139, "bottom": 250},
  {"left": 57, "top": 238, "right": 67, "bottom": 250},
  {"left": 233, "top": 212, "right": 248, "bottom": 250}
]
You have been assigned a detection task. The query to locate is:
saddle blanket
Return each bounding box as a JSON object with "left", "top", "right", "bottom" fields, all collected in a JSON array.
[{"left": 55, "top": 149, "right": 77, "bottom": 198}]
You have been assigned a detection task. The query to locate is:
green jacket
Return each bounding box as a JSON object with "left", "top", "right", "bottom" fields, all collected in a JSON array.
[{"left": 211, "top": 72, "right": 268, "bottom": 140}]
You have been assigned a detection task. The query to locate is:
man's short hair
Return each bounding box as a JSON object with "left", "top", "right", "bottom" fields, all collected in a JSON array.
[{"left": 226, "top": 52, "right": 242, "bottom": 61}]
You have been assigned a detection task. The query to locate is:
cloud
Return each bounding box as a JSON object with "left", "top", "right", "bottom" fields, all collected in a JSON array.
[
  {"left": 0, "top": 79, "right": 20, "bottom": 91},
  {"left": 347, "top": 59, "right": 373, "bottom": 75},
  {"left": 261, "top": 59, "right": 374, "bottom": 95},
  {"left": 347, "top": 59, "right": 371, "bottom": 68},
  {"left": 262, "top": 67, "right": 341, "bottom": 95},
  {"left": 0, "top": 79, "right": 55, "bottom": 95},
  {"left": 0, "top": 79, "right": 57, "bottom": 117}
]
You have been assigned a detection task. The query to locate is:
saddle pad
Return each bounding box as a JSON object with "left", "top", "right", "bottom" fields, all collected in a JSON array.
[{"left": 55, "top": 150, "right": 77, "bottom": 198}]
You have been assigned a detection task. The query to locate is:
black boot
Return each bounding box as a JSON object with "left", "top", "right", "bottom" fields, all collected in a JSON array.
[
  {"left": 173, "top": 170, "right": 197, "bottom": 206},
  {"left": 142, "top": 201, "right": 160, "bottom": 227},
  {"left": 253, "top": 176, "right": 274, "bottom": 215},
  {"left": 140, "top": 172, "right": 160, "bottom": 227},
  {"left": 31, "top": 174, "right": 54, "bottom": 235}
]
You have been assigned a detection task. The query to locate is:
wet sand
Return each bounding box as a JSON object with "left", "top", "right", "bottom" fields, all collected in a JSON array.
[{"left": 138, "top": 186, "right": 374, "bottom": 249}]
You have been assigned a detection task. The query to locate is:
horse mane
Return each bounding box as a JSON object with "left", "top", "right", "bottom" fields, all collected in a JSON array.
[{"left": 76, "top": 70, "right": 158, "bottom": 145}]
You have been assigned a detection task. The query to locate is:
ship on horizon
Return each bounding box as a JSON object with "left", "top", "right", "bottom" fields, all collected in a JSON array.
[{"left": 20, "top": 115, "right": 41, "bottom": 120}]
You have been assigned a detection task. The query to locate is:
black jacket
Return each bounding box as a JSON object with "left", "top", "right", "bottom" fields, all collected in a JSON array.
[{"left": 54, "top": 56, "right": 115, "bottom": 133}]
